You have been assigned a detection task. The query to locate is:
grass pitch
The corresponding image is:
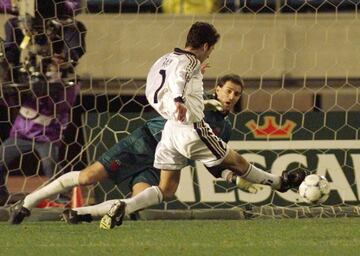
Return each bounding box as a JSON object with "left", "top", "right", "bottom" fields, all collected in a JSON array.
[{"left": 1, "top": 218, "right": 360, "bottom": 256}]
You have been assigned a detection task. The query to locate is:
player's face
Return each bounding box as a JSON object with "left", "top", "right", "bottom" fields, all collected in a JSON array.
[
  {"left": 215, "top": 81, "right": 242, "bottom": 113},
  {"left": 199, "top": 44, "right": 214, "bottom": 63}
]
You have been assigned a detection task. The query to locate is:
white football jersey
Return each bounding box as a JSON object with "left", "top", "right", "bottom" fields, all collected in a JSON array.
[{"left": 146, "top": 48, "right": 204, "bottom": 123}]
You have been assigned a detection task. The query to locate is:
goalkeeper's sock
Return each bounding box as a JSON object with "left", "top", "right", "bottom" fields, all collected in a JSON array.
[
  {"left": 122, "top": 186, "right": 163, "bottom": 215},
  {"left": 23, "top": 171, "right": 80, "bottom": 210},
  {"left": 76, "top": 186, "right": 163, "bottom": 217},
  {"left": 74, "top": 199, "right": 118, "bottom": 217},
  {"left": 242, "top": 164, "right": 281, "bottom": 190}
]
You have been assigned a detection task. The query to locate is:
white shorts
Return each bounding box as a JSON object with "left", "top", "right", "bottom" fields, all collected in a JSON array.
[{"left": 154, "top": 119, "right": 229, "bottom": 170}]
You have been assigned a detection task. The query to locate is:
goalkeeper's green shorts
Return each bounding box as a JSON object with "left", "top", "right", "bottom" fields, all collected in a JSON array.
[
  {"left": 129, "top": 167, "right": 160, "bottom": 188},
  {"left": 97, "top": 126, "right": 158, "bottom": 185}
]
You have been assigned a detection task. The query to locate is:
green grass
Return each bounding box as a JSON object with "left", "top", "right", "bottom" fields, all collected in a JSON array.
[{"left": 1, "top": 218, "right": 360, "bottom": 256}]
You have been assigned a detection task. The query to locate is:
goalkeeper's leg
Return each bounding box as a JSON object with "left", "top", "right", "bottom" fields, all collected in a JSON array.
[
  {"left": 65, "top": 183, "right": 154, "bottom": 225},
  {"left": 62, "top": 199, "right": 123, "bottom": 224},
  {"left": 10, "top": 162, "right": 108, "bottom": 224},
  {"left": 24, "top": 162, "right": 108, "bottom": 209}
]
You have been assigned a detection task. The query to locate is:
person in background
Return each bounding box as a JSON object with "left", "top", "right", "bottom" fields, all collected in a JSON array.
[{"left": 0, "top": 0, "right": 86, "bottom": 206}]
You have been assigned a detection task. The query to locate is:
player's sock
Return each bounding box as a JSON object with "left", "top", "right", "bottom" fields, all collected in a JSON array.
[
  {"left": 242, "top": 164, "right": 281, "bottom": 190},
  {"left": 221, "top": 170, "right": 233, "bottom": 182},
  {"left": 122, "top": 186, "right": 163, "bottom": 215},
  {"left": 23, "top": 171, "right": 80, "bottom": 210},
  {"left": 74, "top": 199, "right": 118, "bottom": 217}
]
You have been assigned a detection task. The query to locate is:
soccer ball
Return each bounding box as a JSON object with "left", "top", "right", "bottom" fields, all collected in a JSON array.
[{"left": 299, "top": 174, "right": 330, "bottom": 204}]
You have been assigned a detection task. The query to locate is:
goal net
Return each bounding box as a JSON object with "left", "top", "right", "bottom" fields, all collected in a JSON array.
[{"left": 1, "top": 0, "right": 359, "bottom": 220}]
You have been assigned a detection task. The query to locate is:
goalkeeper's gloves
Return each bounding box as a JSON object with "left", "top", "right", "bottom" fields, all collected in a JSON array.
[{"left": 204, "top": 99, "right": 223, "bottom": 112}]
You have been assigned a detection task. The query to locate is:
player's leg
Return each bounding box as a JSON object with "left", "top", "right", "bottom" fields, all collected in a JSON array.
[
  {"left": 99, "top": 170, "right": 178, "bottom": 230},
  {"left": 220, "top": 149, "right": 305, "bottom": 192},
  {"left": 99, "top": 169, "right": 178, "bottom": 230},
  {"left": 9, "top": 161, "right": 108, "bottom": 224},
  {"left": 192, "top": 120, "right": 305, "bottom": 192},
  {"left": 102, "top": 176, "right": 166, "bottom": 226},
  {"left": 132, "top": 182, "right": 151, "bottom": 196},
  {"left": 129, "top": 169, "right": 160, "bottom": 219},
  {"left": 122, "top": 170, "right": 180, "bottom": 213},
  {"left": 99, "top": 121, "right": 186, "bottom": 229},
  {"left": 220, "top": 149, "right": 281, "bottom": 189},
  {"left": 118, "top": 121, "right": 186, "bottom": 211},
  {"left": 157, "top": 170, "right": 180, "bottom": 200},
  {"left": 118, "top": 120, "right": 185, "bottom": 211}
]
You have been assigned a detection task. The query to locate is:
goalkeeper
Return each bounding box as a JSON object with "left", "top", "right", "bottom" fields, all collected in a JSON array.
[{"left": 10, "top": 74, "right": 261, "bottom": 224}]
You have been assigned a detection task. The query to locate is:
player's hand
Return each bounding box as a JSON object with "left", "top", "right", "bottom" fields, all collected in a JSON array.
[
  {"left": 175, "top": 102, "right": 187, "bottom": 122},
  {"left": 235, "top": 176, "right": 264, "bottom": 194},
  {"left": 204, "top": 99, "right": 223, "bottom": 112}
]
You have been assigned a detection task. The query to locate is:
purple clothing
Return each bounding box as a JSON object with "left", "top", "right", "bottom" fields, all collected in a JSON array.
[
  {"left": 3, "top": 10, "right": 86, "bottom": 144},
  {"left": 10, "top": 83, "right": 80, "bottom": 143},
  {"left": 0, "top": 0, "right": 12, "bottom": 14}
]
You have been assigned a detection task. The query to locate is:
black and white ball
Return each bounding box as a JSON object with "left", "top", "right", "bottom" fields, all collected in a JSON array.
[{"left": 299, "top": 174, "right": 330, "bottom": 204}]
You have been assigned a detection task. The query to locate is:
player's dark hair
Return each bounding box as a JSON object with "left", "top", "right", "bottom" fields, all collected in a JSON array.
[
  {"left": 217, "top": 74, "right": 244, "bottom": 113},
  {"left": 185, "top": 22, "right": 220, "bottom": 49}
]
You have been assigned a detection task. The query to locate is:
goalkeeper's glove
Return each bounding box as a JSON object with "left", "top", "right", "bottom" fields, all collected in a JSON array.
[
  {"left": 204, "top": 99, "right": 223, "bottom": 112},
  {"left": 234, "top": 176, "right": 264, "bottom": 194}
]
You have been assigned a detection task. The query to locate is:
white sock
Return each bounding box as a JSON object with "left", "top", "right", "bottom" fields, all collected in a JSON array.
[
  {"left": 23, "top": 171, "right": 80, "bottom": 210},
  {"left": 122, "top": 186, "right": 163, "bottom": 215},
  {"left": 74, "top": 199, "right": 118, "bottom": 217},
  {"left": 221, "top": 170, "right": 233, "bottom": 182},
  {"left": 242, "top": 164, "right": 281, "bottom": 190}
]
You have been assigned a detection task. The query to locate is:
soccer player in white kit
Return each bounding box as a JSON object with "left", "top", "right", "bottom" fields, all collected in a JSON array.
[{"left": 100, "top": 22, "right": 306, "bottom": 229}]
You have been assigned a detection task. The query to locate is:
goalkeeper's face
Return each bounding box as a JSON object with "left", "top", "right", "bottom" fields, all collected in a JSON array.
[{"left": 215, "top": 81, "right": 242, "bottom": 113}]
